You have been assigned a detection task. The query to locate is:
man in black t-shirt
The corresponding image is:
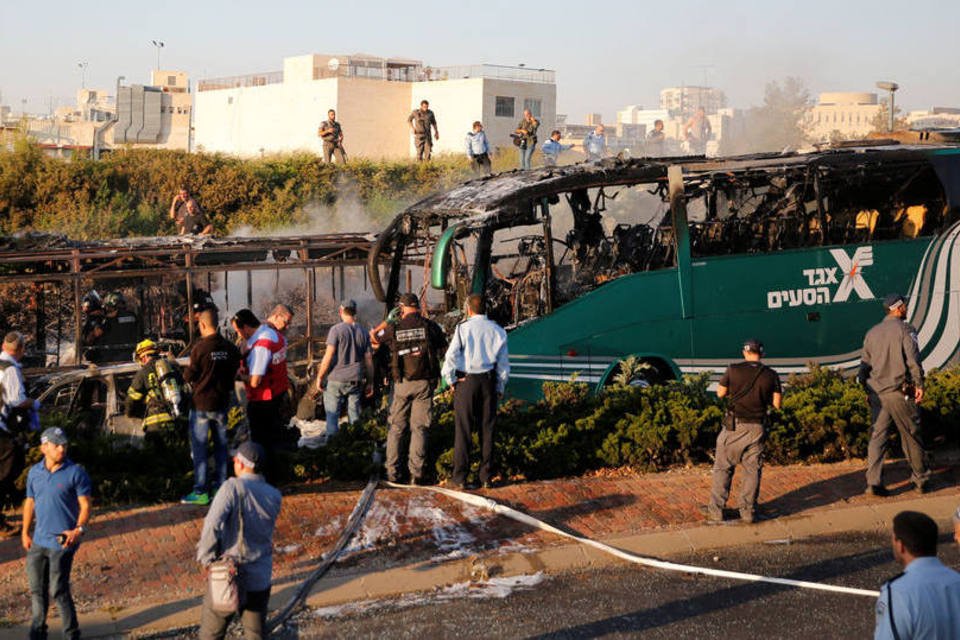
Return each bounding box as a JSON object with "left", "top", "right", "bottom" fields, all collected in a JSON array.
[{"left": 706, "top": 338, "right": 782, "bottom": 525}]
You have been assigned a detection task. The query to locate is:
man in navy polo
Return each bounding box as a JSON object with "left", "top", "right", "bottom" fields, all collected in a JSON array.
[{"left": 22, "top": 427, "right": 92, "bottom": 640}]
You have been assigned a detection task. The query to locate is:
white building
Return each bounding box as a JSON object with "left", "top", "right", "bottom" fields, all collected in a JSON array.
[
  {"left": 194, "top": 53, "right": 557, "bottom": 159},
  {"left": 805, "top": 92, "right": 882, "bottom": 141},
  {"left": 659, "top": 86, "right": 727, "bottom": 116}
]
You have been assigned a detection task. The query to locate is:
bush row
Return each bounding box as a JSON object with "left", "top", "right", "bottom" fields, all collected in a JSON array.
[
  {"left": 27, "top": 364, "right": 959, "bottom": 506},
  {"left": 0, "top": 139, "right": 493, "bottom": 238}
]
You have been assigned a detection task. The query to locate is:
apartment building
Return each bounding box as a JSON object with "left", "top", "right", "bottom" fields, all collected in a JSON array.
[
  {"left": 805, "top": 92, "right": 882, "bottom": 141},
  {"left": 193, "top": 53, "right": 557, "bottom": 159}
]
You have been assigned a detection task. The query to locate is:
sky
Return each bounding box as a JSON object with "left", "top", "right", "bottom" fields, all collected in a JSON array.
[{"left": 2, "top": 0, "right": 958, "bottom": 123}]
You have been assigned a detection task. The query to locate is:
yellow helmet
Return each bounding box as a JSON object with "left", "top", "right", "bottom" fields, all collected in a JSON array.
[{"left": 135, "top": 339, "right": 158, "bottom": 359}]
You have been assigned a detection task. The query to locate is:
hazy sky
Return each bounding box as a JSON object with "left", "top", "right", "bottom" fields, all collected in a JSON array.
[{"left": 2, "top": 0, "right": 958, "bottom": 122}]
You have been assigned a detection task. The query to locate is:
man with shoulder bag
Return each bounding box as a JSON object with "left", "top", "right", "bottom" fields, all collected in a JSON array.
[
  {"left": 705, "top": 338, "right": 782, "bottom": 525},
  {"left": 197, "top": 442, "right": 282, "bottom": 640}
]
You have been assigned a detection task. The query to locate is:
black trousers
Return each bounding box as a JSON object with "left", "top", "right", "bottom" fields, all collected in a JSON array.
[
  {"left": 0, "top": 430, "right": 24, "bottom": 517},
  {"left": 247, "top": 394, "right": 285, "bottom": 481},
  {"left": 452, "top": 372, "right": 498, "bottom": 484}
]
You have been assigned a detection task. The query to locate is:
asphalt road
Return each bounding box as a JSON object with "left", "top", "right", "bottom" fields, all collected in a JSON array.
[{"left": 276, "top": 530, "right": 960, "bottom": 640}]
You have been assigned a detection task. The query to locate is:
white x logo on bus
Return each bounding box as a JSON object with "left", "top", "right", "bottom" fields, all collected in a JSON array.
[{"left": 829, "top": 246, "right": 875, "bottom": 302}]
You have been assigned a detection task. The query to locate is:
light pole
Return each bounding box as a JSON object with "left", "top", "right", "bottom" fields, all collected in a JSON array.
[
  {"left": 78, "top": 62, "right": 89, "bottom": 89},
  {"left": 875, "top": 81, "right": 899, "bottom": 133},
  {"left": 151, "top": 40, "right": 165, "bottom": 70}
]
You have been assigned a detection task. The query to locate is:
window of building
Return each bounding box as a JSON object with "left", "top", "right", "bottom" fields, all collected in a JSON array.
[
  {"left": 227, "top": 97, "right": 234, "bottom": 105},
  {"left": 167, "top": 76, "right": 177, "bottom": 86},
  {"left": 495, "top": 96, "right": 515, "bottom": 118},
  {"left": 523, "top": 98, "right": 542, "bottom": 118}
]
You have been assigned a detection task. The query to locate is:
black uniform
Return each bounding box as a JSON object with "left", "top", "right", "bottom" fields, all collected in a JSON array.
[{"left": 378, "top": 313, "right": 446, "bottom": 483}]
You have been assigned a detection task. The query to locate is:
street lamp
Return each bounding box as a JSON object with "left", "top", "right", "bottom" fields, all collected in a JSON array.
[
  {"left": 78, "top": 62, "right": 89, "bottom": 89},
  {"left": 151, "top": 40, "right": 165, "bottom": 70},
  {"left": 875, "top": 81, "right": 899, "bottom": 133}
]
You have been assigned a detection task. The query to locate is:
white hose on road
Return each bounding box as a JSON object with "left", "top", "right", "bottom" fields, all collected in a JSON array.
[{"left": 386, "top": 482, "right": 880, "bottom": 599}]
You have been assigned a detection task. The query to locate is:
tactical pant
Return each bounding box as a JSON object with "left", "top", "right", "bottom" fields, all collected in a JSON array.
[
  {"left": 452, "top": 372, "right": 497, "bottom": 485},
  {"left": 199, "top": 587, "right": 270, "bottom": 640},
  {"left": 323, "top": 141, "right": 346, "bottom": 163},
  {"left": 866, "top": 391, "right": 929, "bottom": 488},
  {"left": 709, "top": 422, "right": 764, "bottom": 519},
  {"left": 385, "top": 379, "right": 434, "bottom": 482},
  {"left": 415, "top": 136, "right": 432, "bottom": 161}
]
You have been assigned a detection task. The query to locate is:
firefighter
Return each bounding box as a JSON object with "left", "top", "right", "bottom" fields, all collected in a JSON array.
[
  {"left": 376, "top": 293, "right": 446, "bottom": 484},
  {"left": 80, "top": 291, "right": 107, "bottom": 364},
  {"left": 125, "top": 339, "right": 186, "bottom": 445}
]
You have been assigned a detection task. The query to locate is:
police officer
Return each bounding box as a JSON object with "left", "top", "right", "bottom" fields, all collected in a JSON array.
[
  {"left": 376, "top": 293, "right": 446, "bottom": 485},
  {"left": 860, "top": 293, "right": 929, "bottom": 496},
  {"left": 440, "top": 294, "right": 509, "bottom": 490},
  {"left": 408, "top": 99, "right": 439, "bottom": 162},
  {"left": 874, "top": 511, "right": 960, "bottom": 639},
  {"left": 125, "top": 339, "right": 186, "bottom": 445},
  {"left": 706, "top": 338, "right": 782, "bottom": 525}
]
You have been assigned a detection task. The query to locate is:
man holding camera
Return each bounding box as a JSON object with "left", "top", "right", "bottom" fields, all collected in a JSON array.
[
  {"left": 860, "top": 293, "right": 930, "bottom": 496},
  {"left": 706, "top": 338, "right": 781, "bottom": 525}
]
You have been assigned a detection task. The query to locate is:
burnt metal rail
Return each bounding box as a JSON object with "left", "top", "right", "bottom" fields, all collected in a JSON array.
[{"left": 0, "top": 233, "right": 399, "bottom": 366}]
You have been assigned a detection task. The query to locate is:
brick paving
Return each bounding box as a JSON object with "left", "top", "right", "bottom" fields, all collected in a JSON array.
[{"left": 0, "top": 459, "right": 957, "bottom": 626}]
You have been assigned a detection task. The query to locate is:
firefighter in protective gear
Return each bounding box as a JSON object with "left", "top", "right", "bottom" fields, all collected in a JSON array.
[
  {"left": 125, "top": 339, "right": 186, "bottom": 437},
  {"left": 375, "top": 293, "right": 446, "bottom": 484},
  {"left": 101, "top": 291, "right": 141, "bottom": 362}
]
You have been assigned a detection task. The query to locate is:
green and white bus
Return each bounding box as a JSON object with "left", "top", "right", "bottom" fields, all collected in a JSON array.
[{"left": 368, "top": 143, "right": 960, "bottom": 400}]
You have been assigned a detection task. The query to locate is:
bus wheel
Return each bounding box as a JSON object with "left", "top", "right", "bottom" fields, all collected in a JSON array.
[{"left": 607, "top": 356, "right": 660, "bottom": 389}]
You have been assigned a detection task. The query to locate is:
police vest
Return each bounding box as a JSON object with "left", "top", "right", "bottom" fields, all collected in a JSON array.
[
  {"left": 390, "top": 314, "right": 438, "bottom": 382},
  {"left": 248, "top": 326, "right": 289, "bottom": 402}
]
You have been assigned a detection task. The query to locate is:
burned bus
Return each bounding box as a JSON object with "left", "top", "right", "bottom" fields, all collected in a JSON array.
[{"left": 368, "top": 143, "right": 960, "bottom": 400}]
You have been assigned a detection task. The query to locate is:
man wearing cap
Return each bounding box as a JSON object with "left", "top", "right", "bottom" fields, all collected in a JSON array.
[
  {"left": 375, "top": 293, "right": 447, "bottom": 484},
  {"left": 441, "top": 294, "right": 510, "bottom": 489},
  {"left": 1, "top": 331, "right": 35, "bottom": 535},
  {"left": 197, "top": 442, "right": 281, "bottom": 640},
  {"left": 182, "top": 309, "right": 242, "bottom": 506},
  {"left": 125, "top": 339, "right": 186, "bottom": 442},
  {"left": 873, "top": 511, "right": 960, "bottom": 640},
  {"left": 22, "top": 427, "right": 92, "bottom": 640},
  {"left": 706, "top": 338, "right": 782, "bottom": 524},
  {"left": 313, "top": 300, "right": 374, "bottom": 437},
  {"left": 243, "top": 305, "right": 292, "bottom": 460},
  {"left": 860, "top": 293, "right": 929, "bottom": 496}
]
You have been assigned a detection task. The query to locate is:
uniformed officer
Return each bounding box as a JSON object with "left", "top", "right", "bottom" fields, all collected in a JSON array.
[
  {"left": 706, "top": 338, "right": 782, "bottom": 525},
  {"left": 79, "top": 291, "right": 107, "bottom": 364},
  {"left": 440, "top": 294, "right": 509, "bottom": 490},
  {"left": 100, "top": 292, "right": 140, "bottom": 363},
  {"left": 874, "top": 511, "right": 960, "bottom": 639},
  {"left": 408, "top": 100, "right": 439, "bottom": 162},
  {"left": 860, "top": 293, "right": 930, "bottom": 496},
  {"left": 376, "top": 293, "right": 446, "bottom": 484},
  {"left": 125, "top": 339, "right": 186, "bottom": 444}
]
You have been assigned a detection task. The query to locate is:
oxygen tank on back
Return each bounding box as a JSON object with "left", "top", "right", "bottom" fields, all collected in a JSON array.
[{"left": 154, "top": 358, "right": 183, "bottom": 418}]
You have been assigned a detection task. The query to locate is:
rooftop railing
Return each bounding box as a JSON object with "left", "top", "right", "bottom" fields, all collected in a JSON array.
[{"left": 197, "top": 71, "right": 283, "bottom": 92}]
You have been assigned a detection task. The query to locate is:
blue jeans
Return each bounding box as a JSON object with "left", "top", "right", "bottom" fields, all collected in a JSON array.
[
  {"left": 189, "top": 409, "right": 229, "bottom": 494},
  {"left": 519, "top": 143, "right": 537, "bottom": 169},
  {"left": 323, "top": 380, "right": 362, "bottom": 436},
  {"left": 27, "top": 545, "right": 79, "bottom": 640}
]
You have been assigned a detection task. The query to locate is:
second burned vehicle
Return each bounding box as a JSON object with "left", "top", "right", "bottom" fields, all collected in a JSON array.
[{"left": 368, "top": 141, "right": 960, "bottom": 400}]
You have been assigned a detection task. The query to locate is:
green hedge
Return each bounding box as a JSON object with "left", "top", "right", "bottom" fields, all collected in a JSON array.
[{"left": 23, "top": 364, "right": 960, "bottom": 505}]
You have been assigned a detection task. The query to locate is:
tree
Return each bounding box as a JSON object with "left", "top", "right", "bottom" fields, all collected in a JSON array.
[
  {"left": 870, "top": 102, "right": 908, "bottom": 134},
  {"left": 720, "top": 77, "right": 813, "bottom": 155}
]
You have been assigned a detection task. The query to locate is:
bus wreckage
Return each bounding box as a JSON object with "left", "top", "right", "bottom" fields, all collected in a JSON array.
[{"left": 368, "top": 142, "right": 960, "bottom": 400}]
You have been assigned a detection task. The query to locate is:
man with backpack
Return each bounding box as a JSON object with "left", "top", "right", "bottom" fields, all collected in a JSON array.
[
  {"left": 125, "top": 339, "right": 187, "bottom": 449},
  {"left": 705, "top": 338, "right": 781, "bottom": 525}
]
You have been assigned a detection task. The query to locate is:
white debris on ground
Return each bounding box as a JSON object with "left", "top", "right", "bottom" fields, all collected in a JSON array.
[
  {"left": 292, "top": 418, "right": 328, "bottom": 449},
  {"left": 339, "top": 492, "right": 519, "bottom": 563},
  {"left": 276, "top": 544, "right": 302, "bottom": 554},
  {"left": 311, "top": 573, "right": 547, "bottom": 620},
  {"left": 313, "top": 516, "right": 344, "bottom": 538}
]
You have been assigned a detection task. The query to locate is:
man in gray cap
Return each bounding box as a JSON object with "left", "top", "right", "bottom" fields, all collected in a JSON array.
[
  {"left": 313, "top": 300, "right": 374, "bottom": 437},
  {"left": 375, "top": 293, "right": 446, "bottom": 484},
  {"left": 860, "top": 293, "right": 929, "bottom": 496},
  {"left": 705, "top": 338, "right": 781, "bottom": 524},
  {"left": 22, "top": 427, "right": 92, "bottom": 640},
  {"left": 197, "top": 441, "right": 281, "bottom": 640}
]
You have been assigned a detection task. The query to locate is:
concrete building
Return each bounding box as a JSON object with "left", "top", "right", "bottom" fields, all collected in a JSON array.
[
  {"left": 193, "top": 53, "right": 557, "bottom": 159},
  {"left": 906, "top": 107, "right": 960, "bottom": 130},
  {"left": 659, "top": 86, "right": 727, "bottom": 117},
  {"left": 805, "top": 92, "right": 882, "bottom": 141}
]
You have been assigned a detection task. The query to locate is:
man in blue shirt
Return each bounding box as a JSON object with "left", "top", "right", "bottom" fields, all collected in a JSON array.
[
  {"left": 582, "top": 124, "right": 607, "bottom": 161},
  {"left": 22, "top": 427, "right": 92, "bottom": 640},
  {"left": 197, "top": 442, "right": 282, "bottom": 640},
  {"left": 441, "top": 294, "right": 509, "bottom": 489},
  {"left": 874, "top": 510, "right": 960, "bottom": 639}
]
